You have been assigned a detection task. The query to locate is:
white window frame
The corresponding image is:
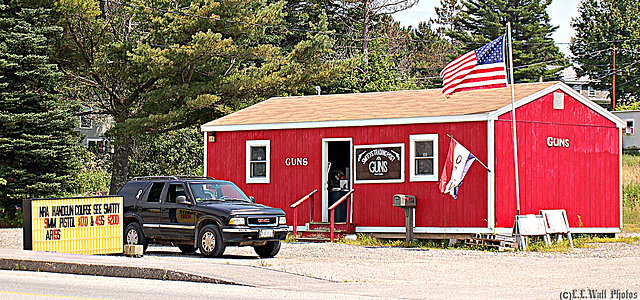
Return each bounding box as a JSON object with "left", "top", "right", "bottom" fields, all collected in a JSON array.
[
  {"left": 246, "top": 140, "right": 271, "bottom": 184},
  {"left": 626, "top": 119, "right": 635, "bottom": 135},
  {"left": 409, "top": 134, "right": 439, "bottom": 182}
]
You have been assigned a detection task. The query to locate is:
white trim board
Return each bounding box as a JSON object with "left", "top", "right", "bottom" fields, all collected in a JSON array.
[
  {"left": 620, "top": 127, "right": 624, "bottom": 229},
  {"left": 355, "top": 227, "right": 493, "bottom": 234},
  {"left": 202, "top": 114, "right": 490, "bottom": 132},
  {"left": 494, "top": 227, "right": 621, "bottom": 234},
  {"left": 487, "top": 117, "right": 496, "bottom": 229},
  {"left": 203, "top": 132, "right": 208, "bottom": 177},
  {"left": 322, "top": 137, "right": 353, "bottom": 222}
]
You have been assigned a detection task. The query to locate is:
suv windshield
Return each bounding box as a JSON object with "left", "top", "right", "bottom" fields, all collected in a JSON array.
[{"left": 189, "top": 181, "right": 250, "bottom": 203}]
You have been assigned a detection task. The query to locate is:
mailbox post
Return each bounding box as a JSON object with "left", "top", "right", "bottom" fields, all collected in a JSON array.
[{"left": 393, "top": 194, "right": 416, "bottom": 242}]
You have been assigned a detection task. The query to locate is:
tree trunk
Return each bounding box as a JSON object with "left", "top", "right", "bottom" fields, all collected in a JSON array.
[{"left": 109, "top": 135, "right": 132, "bottom": 194}]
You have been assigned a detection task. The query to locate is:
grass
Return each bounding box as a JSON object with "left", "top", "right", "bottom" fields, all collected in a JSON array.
[
  {"left": 527, "top": 235, "right": 640, "bottom": 252},
  {"left": 337, "top": 233, "right": 470, "bottom": 250},
  {"left": 623, "top": 154, "right": 640, "bottom": 231},
  {"left": 330, "top": 233, "right": 640, "bottom": 253}
]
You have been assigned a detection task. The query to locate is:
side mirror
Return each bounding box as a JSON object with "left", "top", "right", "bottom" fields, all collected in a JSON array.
[
  {"left": 249, "top": 196, "right": 255, "bottom": 203},
  {"left": 176, "top": 195, "right": 190, "bottom": 205}
]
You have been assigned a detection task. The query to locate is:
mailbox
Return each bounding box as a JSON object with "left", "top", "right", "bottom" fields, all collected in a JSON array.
[{"left": 393, "top": 194, "right": 416, "bottom": 208}]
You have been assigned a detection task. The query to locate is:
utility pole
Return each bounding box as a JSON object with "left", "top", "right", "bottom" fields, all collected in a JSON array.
[{"left": 612, "top": 44, "right": 616, "bottom": 110}]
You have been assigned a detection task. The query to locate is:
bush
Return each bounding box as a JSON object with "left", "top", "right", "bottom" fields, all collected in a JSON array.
[
  {"left": 76, "top": 150, "right": 111, "bottom": 195},
  {"left": 0, "top": 205, "right": 22, "bottom": 228}
]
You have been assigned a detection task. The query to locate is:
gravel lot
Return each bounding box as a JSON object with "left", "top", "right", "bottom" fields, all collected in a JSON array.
[{"left": 3, "top": 228, "right": 640, "bottom": 299}]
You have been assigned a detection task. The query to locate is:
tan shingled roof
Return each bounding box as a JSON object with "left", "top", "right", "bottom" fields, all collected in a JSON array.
[{"left": 203, "top": 82, "right": 558, "bottom": 127}]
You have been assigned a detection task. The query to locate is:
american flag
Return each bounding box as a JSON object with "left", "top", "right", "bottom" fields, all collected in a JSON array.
[{"left": 440, "top": 36, "right": 508, "bottom": 96}]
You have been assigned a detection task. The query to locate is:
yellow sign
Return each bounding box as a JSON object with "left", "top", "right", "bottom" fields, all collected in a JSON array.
[{"left": 30, "top": 196, "right": 123, "bottom": 255}]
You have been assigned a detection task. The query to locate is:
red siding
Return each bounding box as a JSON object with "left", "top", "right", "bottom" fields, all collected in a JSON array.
[
  {"left": 207, "top": 122, "right": 489, "bottom": 228},
  {"left": 494, "top": 90, "right": 620, "bottom": 228}
]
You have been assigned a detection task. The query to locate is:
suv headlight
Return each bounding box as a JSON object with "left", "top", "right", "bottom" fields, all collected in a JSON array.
[
  {"left": 278, "top": 216, "right": 287, "bottom": 225},
  {"left": 228, "top": 217, "right": 245, "bottom": 225}
]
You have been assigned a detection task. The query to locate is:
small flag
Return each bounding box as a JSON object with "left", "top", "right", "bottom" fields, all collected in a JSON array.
[
  {"left": 439, "top": 139, "right": 477, "bottom": 199},
  {"left": 440, "top": 35, "right": 508, "bottom": 96}
]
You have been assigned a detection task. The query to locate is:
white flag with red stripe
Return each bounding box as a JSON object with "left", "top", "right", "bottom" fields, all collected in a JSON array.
[
  {"left": 439, "top": 139, "right": 477, "bottom": 199},
  {"left": 440, "top": 35, "right": 507, "bottom": 96}
]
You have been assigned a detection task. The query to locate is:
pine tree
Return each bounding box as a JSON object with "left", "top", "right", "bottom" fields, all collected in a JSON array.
[
  {"left": 446, "top": 0, "right": 566, "bottom": 82},
  {"left": 0, "top": 0, "right": 82, "bottom": 214}
]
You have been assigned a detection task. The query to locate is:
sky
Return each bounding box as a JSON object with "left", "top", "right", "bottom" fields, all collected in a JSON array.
[{"left": 392, "top": 0, "right": 582, "bottom": 56}]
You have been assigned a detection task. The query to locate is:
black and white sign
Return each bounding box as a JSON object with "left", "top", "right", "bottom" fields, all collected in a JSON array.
[{"left": 354, "top": 144, "right": 404, "bottom": 183}]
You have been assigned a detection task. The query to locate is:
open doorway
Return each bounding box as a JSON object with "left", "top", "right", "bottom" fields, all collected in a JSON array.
[{"left": 322, "top": 138, "right": 352, "bottom": 222}]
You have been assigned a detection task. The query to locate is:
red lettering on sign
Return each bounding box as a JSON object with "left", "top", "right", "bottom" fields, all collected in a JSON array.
[
  {"left": 95, "top": 215, "right": 104, "bottom": 226},
  {"left": 107, "top": 214, "right": 119, "bottom": 226},
  {"left": 78, "top": 216, "right": 89, "bottom": 227}
]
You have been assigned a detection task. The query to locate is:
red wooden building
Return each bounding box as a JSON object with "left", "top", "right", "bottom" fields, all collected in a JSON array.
[{"left": 201, "top": 82, "right": 625, "bottom": 236}]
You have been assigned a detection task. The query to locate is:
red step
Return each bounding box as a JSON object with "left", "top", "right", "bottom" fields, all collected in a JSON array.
[
  {"left": 308, "top": 222, "right": 356, "bottom": 233},
  {"left": 292, "top": 222, "right": 356, "bottom": 242}
]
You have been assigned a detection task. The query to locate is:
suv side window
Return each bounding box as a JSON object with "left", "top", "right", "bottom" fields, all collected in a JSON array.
[
  {"left": 147, "top": 182, "right": 164, "bottom": 202},
  {"left": 166, "top": 183, "right": 186, "bottom": 203}
]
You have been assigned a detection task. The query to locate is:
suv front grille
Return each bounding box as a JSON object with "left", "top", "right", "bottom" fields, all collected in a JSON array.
[{"left": 247, "top": 217, "right": 277, "bottom": 226}]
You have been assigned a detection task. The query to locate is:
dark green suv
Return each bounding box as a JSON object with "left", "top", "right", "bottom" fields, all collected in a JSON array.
[{"left": 119, "top": 176, "right": 287, "bottom": 258}]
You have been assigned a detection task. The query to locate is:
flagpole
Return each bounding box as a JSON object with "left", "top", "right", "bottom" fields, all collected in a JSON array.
[
  {"left": 446, "top": 134, "right": 491, "bottom": 172},
  {"left": 507, "top": 22, "right": 522, "bottom": 216}
]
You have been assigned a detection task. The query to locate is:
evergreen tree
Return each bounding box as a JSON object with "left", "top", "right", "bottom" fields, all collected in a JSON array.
[
  {"left": 0, "top": 0, "right": 82, "bottom": 214},
  {"left": 408, "top": 21, "right": 455, "bottom": 88},
  {"left": 571, "top": 0, "right": 640, "bottom": 107},
  {"left": 53, "top": 0, "right": 346, "bottom": 193},
  {"left": 446, "top": 0, "right": 566, "bottom": 82}
]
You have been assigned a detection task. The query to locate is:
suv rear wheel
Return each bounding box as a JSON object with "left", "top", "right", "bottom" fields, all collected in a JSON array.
[
  {"left": 198, "top": 224, "right": 226, "bottom": 257},
  {"left": 254, "top": 241, "right": 281, "bottom": 258},
  {"left": 124, "top": 222, "right": 148, "bottom": 251}
]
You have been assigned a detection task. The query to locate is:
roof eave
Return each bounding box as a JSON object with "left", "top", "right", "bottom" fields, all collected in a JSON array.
[{"left": 201, "top": 113, "right": 491, "bottom": 132}]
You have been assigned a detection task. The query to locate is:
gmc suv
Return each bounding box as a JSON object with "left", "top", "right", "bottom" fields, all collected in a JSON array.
[{"left": 118, "top": 176, "right": 288, "bottom": 258}]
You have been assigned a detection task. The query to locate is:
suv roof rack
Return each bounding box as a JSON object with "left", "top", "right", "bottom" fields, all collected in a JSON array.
[{"left": 131, "top": 176, "right": 215, "bottom": 181}]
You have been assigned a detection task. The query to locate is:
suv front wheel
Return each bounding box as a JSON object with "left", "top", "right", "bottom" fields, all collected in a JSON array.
[
  {"left": 254, "top": 241, "right": 281, "bottom": 258},
  {"left": 124, "top": 222, "right": 148, "bottom": 252},
  {"left": 198, "top": 224, "right": 226, "bottom": 257}
]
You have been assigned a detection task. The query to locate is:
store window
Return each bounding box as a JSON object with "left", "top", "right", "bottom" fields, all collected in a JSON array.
[
  {"left": 246, "top": 140, "right": 270, "bottom": 183},
  {"left": 409, "top": 134, "right": 438, "bottom": 182}
]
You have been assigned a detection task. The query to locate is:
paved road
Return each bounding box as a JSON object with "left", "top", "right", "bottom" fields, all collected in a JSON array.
[
  {"left": 0, "top": 270, "right": 379, "bottom": 300},
  {"left": 2, "top": 229, "right": 640, "bottom": 299}
]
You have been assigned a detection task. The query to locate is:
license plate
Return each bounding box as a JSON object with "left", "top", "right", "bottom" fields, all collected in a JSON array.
[{"left": 259, "top": 229, "right": 274, "bottom": 238}]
